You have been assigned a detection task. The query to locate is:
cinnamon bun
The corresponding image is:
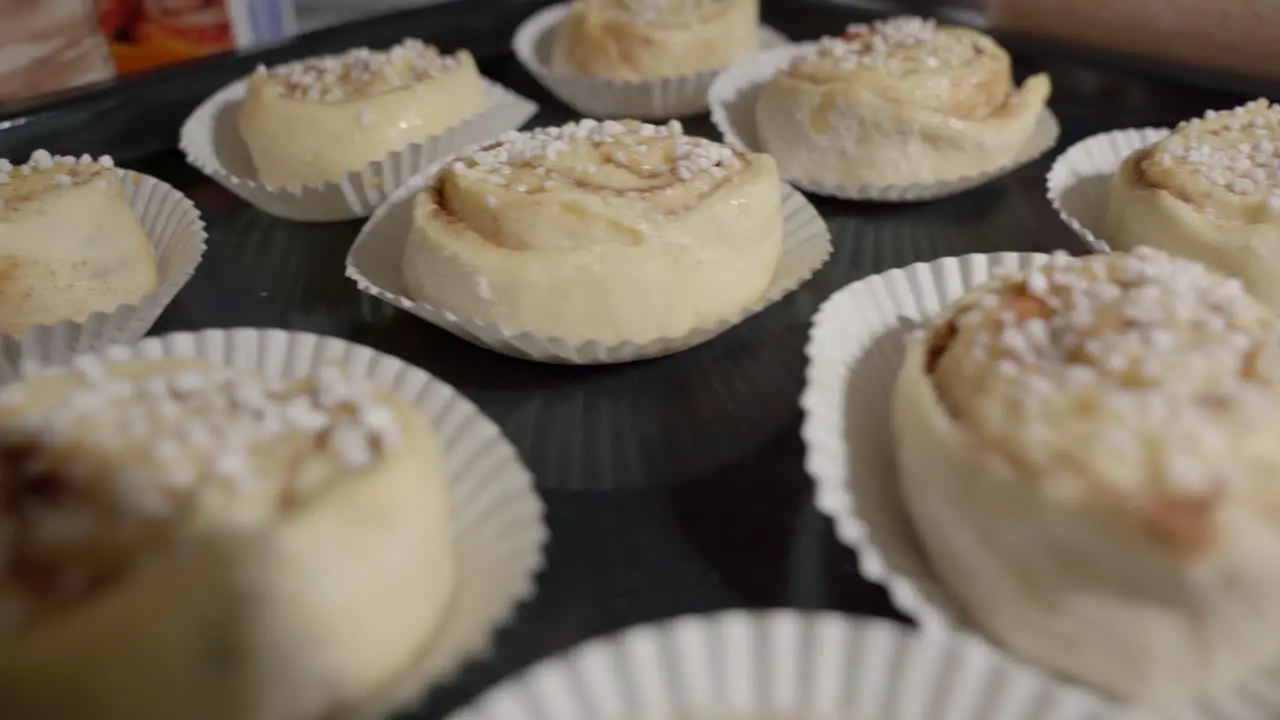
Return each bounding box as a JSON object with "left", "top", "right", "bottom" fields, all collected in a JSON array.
[
  {"left": 1105, "top": 99, "right": 1280, "bottom": 311},
  {"left": 238, "top": 38, "right": 489, "bottom": 188},
  {"left": 755, "top": 16, "right": 1051, "bottom": 187},
  {"left": 0, "top": 356, "right": 454, "bottom": 719},
  {"left": 894, "top": 246, "right": 1280, "bottom": 703},
  {"left": 0, "top": 150, "right": 156, "bottom": 336},
  {"left": 551, "top": 0, "right": 759, "bottom": 80},
  {"left": 403, "top": 118, "right": 783, "bottom": 345}
]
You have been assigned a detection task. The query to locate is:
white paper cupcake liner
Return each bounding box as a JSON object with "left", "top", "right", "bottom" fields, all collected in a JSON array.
[
  {"left": 443, "top": 610, "right": 1106, "bottom": 720},
  {"left": 709, "top": 44, "right": 1062, "bottom": 202},
  {"left": 1046, "top": 127, "right": 1171, "bottom": 253},
  {"left": 345, "top": 147, "right": 833, "bottom": 365},
  {"left": 512, "top": 1, "right": 790, "bottom": 119},
  {"left": 802, "top": 252, "right": 1045, "bottom": 629},
  {"left": 0, "top": 170, "right": 206, "bottom": 375},
  {"left": 800, "top": 253, "right": 1280, "bottom": 719},
  {"left": 179, "top": 78, "right": 539, "bottom": 222},
  {"left": 0, "top": 328, "right": 547, "bottom": 717}
]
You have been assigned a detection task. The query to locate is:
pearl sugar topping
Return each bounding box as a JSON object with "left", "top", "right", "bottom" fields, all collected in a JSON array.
[
  {"left": 0, "top": 149, "right": 114, "bottom": 188},
  {"left": 1151, "top": 99, "right": 1280, "bottom": 208},
  {"left": 954, "top": 247, "right": 1270, "bottom": 386},
  {"left": 0, "top": 359, "right": 403, "bottom": 523},
  {"left": 809, "top": 15, "right": 976, "bottom": 71},
  {"left": 595, "top": 0, "right": 719, "bottom": 22},
  {"left": 257, "top": 38, "right": 460, "bottom": 103},
  {"left": 448, "top": 118, "right": 743, "bottom": 191},
  {"left": 937, "top": 247, "right": 1280, "bottom": 498}
]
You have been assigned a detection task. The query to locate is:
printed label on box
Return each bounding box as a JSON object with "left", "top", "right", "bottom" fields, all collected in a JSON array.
[{"left": 99, "top": 0, "right": 293, "bottom": 75}]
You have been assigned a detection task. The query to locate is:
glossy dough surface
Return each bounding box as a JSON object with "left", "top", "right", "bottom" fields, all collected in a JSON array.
[
  {"left": 1105, "top": 99, "right": 1280, "bottom": 311},
  {"left": 403, "top": 118, "right": 783, "bottom": 345},
  {"left": 756, "top": 16, "right": 1050, "bottom": 186},
  {"left": 0, "top": 151, "right": 156, "bottom": 336},
  {"left": 894, "top": 247, "right": 1280, "bottom": 704},
  {"left": 551, "top": 0, "right": 759, "bottom": 80},
  {"left": 0, "top": 357, "right": 454, "bottom": 720},
  {"left": 238, "top": 39, "right": 489, "bottom": 188}
]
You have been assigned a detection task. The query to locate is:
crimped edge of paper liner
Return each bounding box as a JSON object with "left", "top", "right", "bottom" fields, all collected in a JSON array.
[
  {"left": 345, "top": 140, "right": 834, "bottom": 365},
  {"left": 0, "top": 169, "right": 207, "bottom": 378},
  {"left": 442, "top": 609, "right": 1106, "bottom": 720},
  {"left": 178, "top": 76, "right": 539, "bottom": 222},
  {"left": 512, "top": 1, "right": 790, "bottom": 119},
  {"left": 801, "top": 252, "right": 1043, "bottom": 630},
  {"left": 800, "top": 252, "right": 1280, "bottom": 720},
  {"left": 0, "top": 327, "right": 548, "bottom": 719},
  {"left": 708, "top": 44, "right": 1062, "bottom": 202},
  {"left": 1046, "top": 127, "right": 1172, "bottom": 254}
]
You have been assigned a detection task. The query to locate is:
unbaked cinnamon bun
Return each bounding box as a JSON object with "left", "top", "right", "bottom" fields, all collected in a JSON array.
[
  {"left": 238, "top": 38, "right": 489, "bottom": 188},
  {"left": 551, "top": 0, "right": 759, "bottom": 80},
  {"left": 403, "top": 118, "right": 783, "bottom": 344},
  {"left": 0, "top": 150, "right": 156, "bottom": 336},
  {"left": 0, "top": 356, "right": 453, "bottom": 720},
  {"left": 755, "top": 15, "right": 1051, "bottom": 187},
  {"left": 1106, "top": 99, "right": 1280, "bottom": 311},
  {"left": 894, "top": 246, "right": 1280, "bottom": 704}
]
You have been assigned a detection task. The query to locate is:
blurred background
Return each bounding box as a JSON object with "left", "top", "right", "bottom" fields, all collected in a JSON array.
[
  {"left": 296, "top": 0, "right": 443, "bottom": 31},
  {"left": 293, "top": 0, "right": 983, "bottom": 31},
  {"left": 0, "top": 0, "right": 1275, "bottom": 108}
]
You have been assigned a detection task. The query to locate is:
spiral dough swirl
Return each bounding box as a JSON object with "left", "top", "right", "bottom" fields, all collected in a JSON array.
[{"left": 403, "top": 118, "right": 785, "bottom": 344}]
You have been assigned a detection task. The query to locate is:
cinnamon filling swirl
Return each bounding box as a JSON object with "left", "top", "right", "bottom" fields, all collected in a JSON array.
[
  {"left": 402, "top": 117, "right": 783, "bottom": 344},
  {"left": 431, "top": 119, "right": 752, "bottom": 250},
  {"left": 787, "top": 16, "right": 1015, "bottom": 121},
  {"left": 552, "top": 0, "right": 759, "bottom": 79},
  {"left": 755, "top": 14, "right": 1050, "bottom": 188}
]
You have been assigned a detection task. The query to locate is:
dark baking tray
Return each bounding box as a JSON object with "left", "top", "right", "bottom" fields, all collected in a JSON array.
[{"left": 0, "top": 1, "right": 1272, "bottom": 717}]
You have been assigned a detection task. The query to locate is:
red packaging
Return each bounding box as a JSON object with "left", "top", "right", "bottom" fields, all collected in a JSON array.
[{"left": 98, "top": 0, "right": 237, "bottom": 75}]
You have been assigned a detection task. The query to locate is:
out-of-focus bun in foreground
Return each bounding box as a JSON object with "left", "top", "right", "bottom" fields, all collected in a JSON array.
[
  {"left": 895, "top": 246, "right": 1280, "bottom": 704},
  {"left": 0, "top": 356, "right": 454, "bottom": 720}
]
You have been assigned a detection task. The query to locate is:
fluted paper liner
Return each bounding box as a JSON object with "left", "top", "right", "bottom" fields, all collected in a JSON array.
[
  {"left": 709, "top": 44, "right": 1062, "bottom": 202},
  {"left": 513, "top": 2, "right": 789, "bottom": 119},
  {"left": 1047, "top": 127, "right": 1172, "bottom": 253},
  {"left": 345, "top": 146, "right": 833, "bottom": 365},
  {"left": 0, "top": 170, "right": 206, "bottom": 375},
  {"left": 443, "top": 610, "right": 1105, "bottom": 720},
  {"left": 801, "top": 253, "right": 1280, "bottom": 718},
  {"left": 0, "top": 328, "right": 546, "bottom": 717},
  {"left": 179, "top": 78, "right": 539, "bottom": 222}
]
